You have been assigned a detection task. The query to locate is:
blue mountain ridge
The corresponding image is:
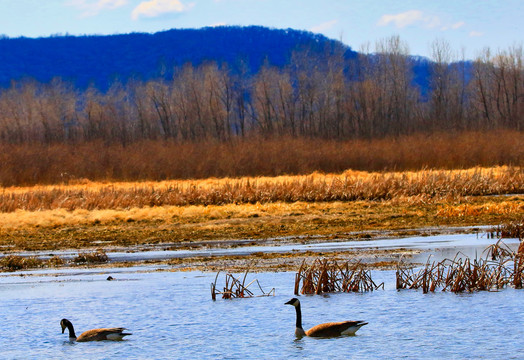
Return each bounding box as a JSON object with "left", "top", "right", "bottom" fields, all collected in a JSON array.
[{"left": 0, "top": 26, "right": 436, "bottom": 92}]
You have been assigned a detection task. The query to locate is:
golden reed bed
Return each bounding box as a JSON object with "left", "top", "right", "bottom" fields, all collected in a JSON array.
[
  {"left": 1, "top": 166, "right": 522, "bottom": 212},
  {"left": 0, "top": 166, "right": 521, "bottom": 234}
]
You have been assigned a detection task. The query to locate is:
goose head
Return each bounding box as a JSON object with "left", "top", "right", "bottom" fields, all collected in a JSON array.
[
  {"left": 285, "top": 297, "right": 300, "bottom": 307},
  {"left": 60, "top": 319, "right": 71, "bottom": 334}
]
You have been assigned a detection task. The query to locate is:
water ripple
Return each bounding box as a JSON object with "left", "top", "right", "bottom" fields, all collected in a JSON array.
[{"left": 0, "top": 270, "right": 523, "bottom": 359}]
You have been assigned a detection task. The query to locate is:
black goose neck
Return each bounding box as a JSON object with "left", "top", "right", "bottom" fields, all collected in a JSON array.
[
  {"left": 295, "top": 303, "right": 303, "bottom": 329},
  {"left": 66, "top": 322, "right": 77, "bottom": 339}
]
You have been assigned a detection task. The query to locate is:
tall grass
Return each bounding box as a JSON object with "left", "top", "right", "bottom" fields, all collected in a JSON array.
[
  {"left": 294, "top": 258, "right": 383, "bottom": 295},
  {"left": 396, "top": 240, "right": 523, "bottom": 293},
  {"left": 0, "top": 166, "right": 522, "bottom": 213},
  {"left": 0, "top": 130, "right": 522, "bottom": 187}
]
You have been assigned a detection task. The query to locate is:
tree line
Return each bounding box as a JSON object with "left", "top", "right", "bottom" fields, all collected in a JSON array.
[{"left": 0, "top": 37, "right": 522, "bottom": 145}]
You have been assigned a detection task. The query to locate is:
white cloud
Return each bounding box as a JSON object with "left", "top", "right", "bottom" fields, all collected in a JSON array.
[
  {"left": 131, "top": 0, "right": 193, "bottom": 20},
  {"left": 377, "top": 10, "right": 423, "bottom": 28},
  {"left": 442, "top": 21, "right": 465, "bottom": 31},
  {"left": 377, "top": 10, "right": 440, "bottom": 29},
  {"left": 469, "top": 31, "right": 484, "bottom": 37},
  {"left": 66, "top": 0, "right": 127, "bottom": 17},
  {"left": 310, "top": 19, "right": 338, "bottom": 33},
  {"left": 451, "top": 21, "right": 465, "bottom": 29}
]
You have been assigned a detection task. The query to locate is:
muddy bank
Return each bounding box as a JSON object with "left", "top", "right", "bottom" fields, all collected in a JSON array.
[{"left": 2, "top": 226, "right": 519, "bottom": 273}]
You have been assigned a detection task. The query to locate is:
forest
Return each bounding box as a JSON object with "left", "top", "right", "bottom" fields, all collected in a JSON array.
[{"left": 0, "top": 30, "right": 522, "bottom": 186}]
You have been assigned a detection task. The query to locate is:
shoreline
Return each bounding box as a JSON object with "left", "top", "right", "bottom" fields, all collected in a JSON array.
[{"left": 2, "top": 225, "right": 519, "bottom": 274}]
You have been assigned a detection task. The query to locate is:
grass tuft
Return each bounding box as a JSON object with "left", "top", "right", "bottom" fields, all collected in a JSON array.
[
  {"left": 396, "top": 240, "right": 524, "bottom": 293},
  {"left": 73, "top": 249, "right": 109, "bottom": 264},
  {"left": 294, "top": 258, "right": 384, "bottom": 295},
  {"left": 0, "top": 255, "right": 42, "bottom": 271}
]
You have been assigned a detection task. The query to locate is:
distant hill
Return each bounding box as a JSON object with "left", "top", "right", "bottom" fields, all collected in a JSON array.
[{"left": 0, "top": 26, "right": 359, "bottom": 90}]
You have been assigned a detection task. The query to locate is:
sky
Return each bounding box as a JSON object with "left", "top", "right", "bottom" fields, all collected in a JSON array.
[{"left": 0, "top": 0, "right": 522, "bottom": 59}]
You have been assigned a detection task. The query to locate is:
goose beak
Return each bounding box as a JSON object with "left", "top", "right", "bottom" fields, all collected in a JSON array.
[{"left": 284, "top": 299, "right": 293, "bottom": 305}]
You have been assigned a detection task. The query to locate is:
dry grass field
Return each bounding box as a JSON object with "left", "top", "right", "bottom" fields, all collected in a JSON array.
[
  {"left": 1, "top": 166, "right": 521, "bottom": 213},
  {"left": 0, "top": 166, "right": 522, "bottom": 256}
]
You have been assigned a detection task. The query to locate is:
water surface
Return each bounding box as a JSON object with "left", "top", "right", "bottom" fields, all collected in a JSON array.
[
  {"left": 1, "top": 267, "right": 523, "bottom": 359},
  {"left": 10, "top": 230, "right": 519, "bottom": 265}
]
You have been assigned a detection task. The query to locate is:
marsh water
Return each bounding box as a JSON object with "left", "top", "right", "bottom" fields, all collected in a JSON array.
[
  {"left": 11, "top": 229, "right": 516, "bottom": 264},
  {"left": 1, "top": 233, "right": 523, "bottom": 359}
]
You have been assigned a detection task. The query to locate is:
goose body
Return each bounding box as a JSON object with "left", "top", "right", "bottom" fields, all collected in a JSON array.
[
  {"left": 60, "top": 319, "right": 132, "bottom": 342},
  {"left": 285, "top": 298, "right": 367, "bottom": 338}
]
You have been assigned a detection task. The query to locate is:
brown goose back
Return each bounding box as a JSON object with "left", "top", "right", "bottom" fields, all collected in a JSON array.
[
  {"left": 306, "top": 321, "right": 367, "bottom": 337},
  {"left": 76, "top": 328, "right": 131, "bottom": 342}
]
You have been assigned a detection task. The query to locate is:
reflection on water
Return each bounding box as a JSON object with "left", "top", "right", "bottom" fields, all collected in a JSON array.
[
  {"left": 1, "top": 266, "right": 523, "bottom": 359},
  {"left": 291, "top": 337, "right": 307, "bottom": 354}
]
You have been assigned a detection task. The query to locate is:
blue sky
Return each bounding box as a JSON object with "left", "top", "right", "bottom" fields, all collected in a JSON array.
[{"left": 1, "top": 0, "right": 522, "bottom": 59}]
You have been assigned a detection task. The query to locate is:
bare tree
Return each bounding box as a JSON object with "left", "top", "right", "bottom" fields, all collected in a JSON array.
[
  {"left": 472, "top": 45, "right": 523, "bottom": 130},
  {"left": 146, "top": 79, "right": 176, "bottom": 139},
  {"left": 428, "top": 39, "right": 470, "bottom": 132}
]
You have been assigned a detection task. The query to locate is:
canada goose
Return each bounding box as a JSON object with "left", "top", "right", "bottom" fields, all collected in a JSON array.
[
  {"left": 60, "top": 319, "right": 132, "bottom": 342},
  {"left": 285, "top": 298, "right": 367, "bottom": 338}
]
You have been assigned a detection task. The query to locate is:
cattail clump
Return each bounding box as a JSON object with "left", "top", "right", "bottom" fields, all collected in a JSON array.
[{"left": 294, "top": 258, "right": 383, "bottom": 295}]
